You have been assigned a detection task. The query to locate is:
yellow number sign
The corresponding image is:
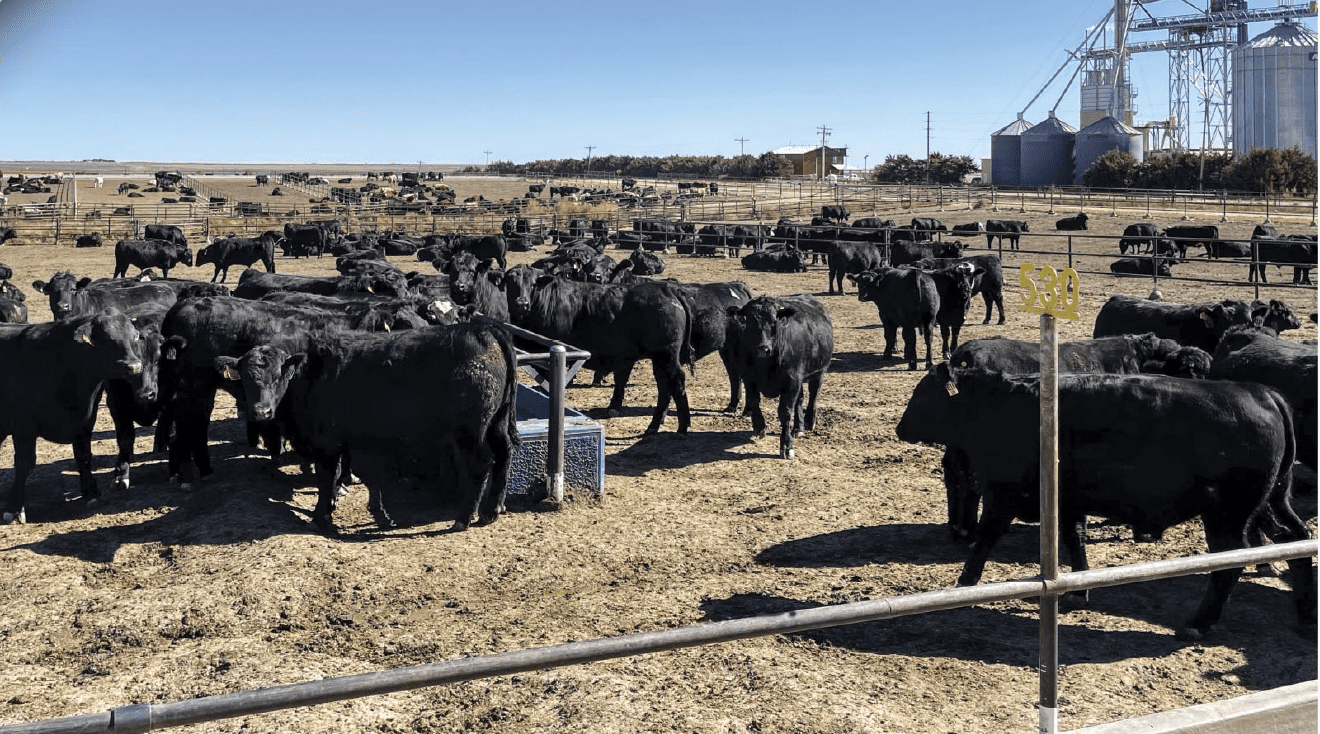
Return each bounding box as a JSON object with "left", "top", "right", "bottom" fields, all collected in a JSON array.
[{"left": 1019, "top": 264, "right": 1081, "bottom": 320}]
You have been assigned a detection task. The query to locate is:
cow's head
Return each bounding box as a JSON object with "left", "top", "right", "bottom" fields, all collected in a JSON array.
[
  {"left": 1252, "top": 299, "right": 1301, "bottom": 333},
  {"left": 75, "top": 309, "right": 154, "bottom": 402},
  {"left": 33, "top": 270, "right": 90, "bottom": 319},
  {"left": 216, "top": 345, "right": 306, "bottom": 422},
  {"left": 729, "top": 297, "right": 794, "bottom": 360}
]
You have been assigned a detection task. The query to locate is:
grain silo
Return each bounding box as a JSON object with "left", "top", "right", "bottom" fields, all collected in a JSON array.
[
  {"left": 1020, "top": 112, "right": 1077, "bottom": 187},
  {"left": 1074, "top": 115, "right": 1144, "bottom": 186},
  {"left": 1231, "top": 21, "right": 1318, "bottom": 157},
  {"left": 989, "top": 115, "right": 1033, "bottom": 186}
]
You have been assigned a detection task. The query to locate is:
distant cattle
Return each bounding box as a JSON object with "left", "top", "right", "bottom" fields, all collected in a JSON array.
[
  {"left": 950, "top": 222, "right": 984, "bottom": 238},
  {"left": 1055, "top": 212, "right": 1088, "bottom": 231},
  {"left": 255, "top": 175, "right": 269, "bottom": 185},
  {"left": 143, "top": 224, "right": 187, "bottom": 247},
  {"left": 820, "top": 205, "right": 850, "bottom": 224},
  {"left": 888, "top": 240, "right": 966, "bottom": 268},
  {"left": 0, "top": 227, "right": 17, "bottom": 245},
  {"left": 75, "top": 232, "right": 103, "bottom": 248},
  {"left": 1110, "top": 257, "right": 1173, "bottom": 277},
  {"left": 1249, "top": 225, "right": 1317, "bottom": 285},
  {"left": 923, "top": 262, "right": 985, "bottom": 360},
  {"left": 741, "top": 246, "right": 807, "bottom": 273},
  {"left": 847, "top": 267, "right": 939, "bottom": 371},
  {"left": 910, "top": 217, "right": 947, "bottom": 239},
  {"left": 196, "top": 233, "right": 278, "bottom": 283},
  {"left": 725, "top": 295, "right": 833, "bottom": 459},
  {"left": 985, "top": 220, "right": 1027, "bottom": 250},
  {"left": 1163, "top": 224, "right": 1219, "bottom": 259},
  {"left": 114, "top": 239, "right": 193, "bottom": 278}
]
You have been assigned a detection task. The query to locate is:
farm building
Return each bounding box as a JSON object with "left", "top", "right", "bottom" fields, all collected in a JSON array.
[{"left": 771, "top": 144, "right": 848, "bottom": 179}]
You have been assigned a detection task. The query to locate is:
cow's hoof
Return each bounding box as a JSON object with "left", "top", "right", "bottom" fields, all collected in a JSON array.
[
  {"left": 1060, "top": 592, "right": 1089, "bottom": 612},
  {"left": 451, "top": 519, "right": 470, "bottom": 532},
  {"left": 1175, "top": 625, "right": 1207, "bottom": 642},
  {"left": 334, "top": 484, "right": 351, "bottom": 499},
  {"left": 1, "top": 509, "right": 25, "bottom": 524},
  {"left": 1254, "top": 563, "right": 1279, "bottom": 578}
]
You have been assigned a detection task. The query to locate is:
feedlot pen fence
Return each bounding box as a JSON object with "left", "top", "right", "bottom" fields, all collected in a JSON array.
[{"left": 1, "top": 540, "right": 1313, "bottom": 734}]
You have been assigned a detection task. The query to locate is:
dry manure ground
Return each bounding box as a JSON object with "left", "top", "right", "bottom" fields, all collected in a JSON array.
[{"left": 0, "top": 196, "right": 1315, "bottom": 734}]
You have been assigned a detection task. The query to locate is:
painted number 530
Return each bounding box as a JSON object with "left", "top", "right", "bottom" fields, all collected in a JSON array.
[{"left": 1019, "top": 264, "right": 1081, "bottom": 320}]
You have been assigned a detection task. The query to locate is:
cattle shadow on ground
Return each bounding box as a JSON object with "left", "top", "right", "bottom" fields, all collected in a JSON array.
[
  {"left": 829, "top": 350, "right": 895, "bottom": 373},
  {"left": 608, "top": 431, "right": 766, "bottom": 475},
  {"left": 698, "top": 592, "right": 1181, "bottom": 667},
  {"left": 755, "top": 522, "right": 1038, "bottom": 570}
]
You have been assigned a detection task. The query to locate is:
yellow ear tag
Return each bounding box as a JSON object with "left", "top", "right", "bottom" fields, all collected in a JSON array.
[
  {"left": 80, "top": 334, "right": 92, "bottom": 344},
  {"left": 223, "top": 365, "right": 240, "bottom": 381},
  {"left": 945, "top": 381, "right": 958, "bottom": 397}
]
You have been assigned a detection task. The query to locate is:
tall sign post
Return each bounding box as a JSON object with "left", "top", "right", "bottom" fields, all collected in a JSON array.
[{"left": 1018, "top": 263, "right": 1081, "bottom": 734}]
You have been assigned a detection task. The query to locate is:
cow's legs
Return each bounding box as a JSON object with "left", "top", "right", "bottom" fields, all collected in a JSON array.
[
  {"left": 745, "top": 381, "right": 766, "bottom": 438},
  {"left": 941, "top": 448, "right": 979, "bottom": 541},
  {"left": 881, "top": 323, "right": 898, "bottom": 360},
  {"left": 105, "top": 384, "right": 137, "bottom": 491},
  {"left": 607, "top": 361, "right": 636, "bottom": 414},
  {"left": 901, "top": 325, "right": 919, "bottom": 370},
  {"left": 1058, "top": 515, "right": 1091, "bottom": 608},
  {"left": 644, "top": 357, "right": 689, "bottom": 435},
  {"left": 2, "top": 435, "right": 29, "bottom": 523},
  {"left": 802, "top": 373, "right": 823, "bottom": 433},
  {"left": 719, "top": 348, "right": 741, "bottom": 414},
  {"left": 777, "top": 382, "right": 802, "bottom": 459},
  {"left": 922, "top": 324, "right": 934, "bottom": 369},
  {"left": 957, "top": 485, "right": 1017, "bottom": 587},
  {"left": 71, "top": 429, "right": 99, "bottom": 503}
]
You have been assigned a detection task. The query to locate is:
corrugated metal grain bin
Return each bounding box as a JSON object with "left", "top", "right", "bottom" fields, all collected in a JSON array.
[
  {"left": 1020, "top": 112, "right": 1077, "bottom": 187},
  {"left": 990, "top": 115, "right": 1033, "bottom": 186},
  {"left": 508, "top": 384, "right": 604, "bottom": 498},
  {"left": 1074, "top": 115, "right": 1144, "bottom": 186},
  {"left": 1232, "top": 21, "right": 1318, "bottom": 157}
]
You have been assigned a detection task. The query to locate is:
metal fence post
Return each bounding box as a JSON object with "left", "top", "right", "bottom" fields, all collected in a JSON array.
[
  {"left": 1039, "top": 313, "right": 1060, "bottom": 734},
  {"left": 548, "top": 345, "right": 566, "bottom": 503}
]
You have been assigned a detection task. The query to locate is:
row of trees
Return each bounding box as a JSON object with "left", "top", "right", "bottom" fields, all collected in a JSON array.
[
  {"left": 868, "top": 153, "right": 981, "bottom": 185},
  {"left": 1082, "top": 147, "right": 1317, "bottom": 196},
  {"left": 485, "top": 153, "right": 793, "bottom": 180}
]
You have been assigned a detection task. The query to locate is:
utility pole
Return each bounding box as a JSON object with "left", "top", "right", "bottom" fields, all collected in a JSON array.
[
  {"left": 584, "top": 145, "right": 595, "bottom": 173},
  {"left": 816, "top": 125, "right": 831, "bottom": 181},
  {"left": 482, "top": 151, "right": 492, "bottom": 169},
  {"left": 925, "top": 112, "right": 932, "bottom": 184},
  {"left": 735, "top": 137, "right": 749, "bottom": 156}
]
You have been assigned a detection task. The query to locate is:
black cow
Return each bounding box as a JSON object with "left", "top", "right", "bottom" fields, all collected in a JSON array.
[
  {"left": 217, "top": 322, "right": 519, "bottom": 534},
  {"left": 923, "top": 262, "right": 984, "bottom": 360},
  {"left": 258, "top": 291, "right": 433, "bottom": 331},
  {"left": 233, "top": 268, "right": 410, "bottom": 301},
  {"left": 0, "top": 309, "right": 157, "bottom": 524},
  {"left": 445, "top": 234, "right": 509, "bottom": 270},
  {"left": 0, "top": 227, "right": 17, "bottom": 245},
  {"left": 888, "top": 240, "right": 966, "bottom": 268},
  {"left": 445, "top": 250, "right": 509, "bottom": 322},
  {"left": 1118, "top": 223, "right": 1160, "bottom": 255},
  {"left": 664, "top": 281, "right": 753, "bottom": 413},
  {"left": 725, "top": 295, "right": 833, "bottom": 459},
  {"left": 1204, "top": 239, "right": 1252, "bottom": 260},
  {"left": 847, "top": 267, "right": 939, "bottom": 370},
  {"left": 1110, "top": 257, "right": 1173, "bottom": 277},
  {"left": 1250, "top": 229, "right": 1317, "bottom": 285},
  {"left": 625, "top": 249, "right": 665, "bottom": 276},
  {"left": 852, "top": 217, "right": 897, "bottom": 230},
  {"left": 255, "top": 175, "right": 269, "bottom": 185},
  {"left": 1055, "top": 212, "right": 1088, "bottom": 231},
  {"left": 100, "top": 302, "right": 183, "bottom": 493},
  {"left": 910, "top": 217, "right": 947, "bottom": 239},
  {"left": 195, "top": 233, "right": 278, "bottom": 283},
  {"left": 1210, "top": 326, "right": 1317, "bottom": 469},
  {"left": 896, "top": 364, "right": 1314, "bottom": 641},
  {"left": 0, "top": 288, "right": 27, "bottom": 323},
  {"left": 985, "top": 220, "right": 1028, "bottom": 250},
  {"left": 826, "top": 241, "right": 884, "bottom": 295},
  {"left": 503, "top": 266, "right": 693, "bottom": 434},
  {"left": 1163, "top": 224, "right": 1219, "bottom": 259},
  {"left": 950, "top": 222, "right": 984, "bottom": 238},
  {"left": 741, "top": 246, "right": 807, "bottom": 273},
  {"left": 113, "top": 239, "right": 193, "bottom": 278},
  {"left": 820, "top": 205, "right": 850, "bottom": 224},
  {"left": 911, "top": 254, "right": 1004, "bottom": 325},
  {"left": 939, "top": 333, "right": 1215, "bottom": 540},
  {"left": 75, "top": 232, "right": 103, "bottom": 248},
  {"left": 32, "top": 271, "right": 178, "bottom": 321},
  {"left": 1092, "top": 294, "right": 1283, "bottom": 354},
  {"left": 143, "top": 224, "right": 186, "bottom": 247}
]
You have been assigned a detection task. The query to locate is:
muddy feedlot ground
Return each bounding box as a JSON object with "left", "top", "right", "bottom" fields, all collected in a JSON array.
[{"left": 0, "top": 183, "right": 1316, "bottom": 733}]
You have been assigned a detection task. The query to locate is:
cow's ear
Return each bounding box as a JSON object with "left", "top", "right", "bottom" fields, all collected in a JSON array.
[
  {"left": 31, "top": 279, "right": 47, "bottom": 293},
  {"left": 776, "top": 306, "right": 797, "bottom": 320},
  {"left": 534, "top": 274, "right": 557, "bottom": 287},
  {"left": 215, "top": 357, "right": 242, "bottom": 381},
  {"left": 77, "top": 277, "right": 93, "bottom": 289},
  {"left": 162, "top": 335, "right": 187, "bottom": 361},
  {"left": 73, "top": 321, "right": 95, "bottom": 345},
  {"left": 485, "top": 270, "right": 504, "bottom": 286},
  {"left": 282, "top": 353, "right": 307, "bottom": 378}
]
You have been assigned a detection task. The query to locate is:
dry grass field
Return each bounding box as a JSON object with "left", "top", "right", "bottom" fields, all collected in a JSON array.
[{"left": 0, "top": 183, "right": 1315, "bottom": 733}]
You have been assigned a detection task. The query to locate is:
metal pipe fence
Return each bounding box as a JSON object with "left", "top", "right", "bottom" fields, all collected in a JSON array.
[{"left": 1, "top": 539, "right": 1312, "bottom": 734}]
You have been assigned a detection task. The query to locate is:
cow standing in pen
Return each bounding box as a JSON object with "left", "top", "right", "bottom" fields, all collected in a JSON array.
[{"left": 725, "top": 295, "right": 833, "bottom": 459}]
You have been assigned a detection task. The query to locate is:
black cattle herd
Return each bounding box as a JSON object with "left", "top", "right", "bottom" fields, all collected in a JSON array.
[{"left": 0, "top": 204, "right": 1314, "bottom": 640}]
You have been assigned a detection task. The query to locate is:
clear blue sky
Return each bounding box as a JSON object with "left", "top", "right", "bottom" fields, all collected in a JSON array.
[{"left": 0, "top": 0, "right": 1313, "bottom": 167}]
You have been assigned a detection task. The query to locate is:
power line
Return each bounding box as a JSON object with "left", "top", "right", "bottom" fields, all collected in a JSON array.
[
  {"left": 816, "top": 125, "right": 831, "bottom": 180},
  {"left": 735, "top": 137, "right": 749, "bottom": 156},
  {"left": 584, "top": 145, "right": 595, "bottom": 172}
]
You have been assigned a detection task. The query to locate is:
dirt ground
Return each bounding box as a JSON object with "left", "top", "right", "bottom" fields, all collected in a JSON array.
[{"left": 0, "top": 194, "right": 1315, "bottom": 733}]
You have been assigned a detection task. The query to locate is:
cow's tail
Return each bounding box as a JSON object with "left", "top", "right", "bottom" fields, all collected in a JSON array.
[
  {"left": 1247, "top": 390, "right": 1300, "bottom": 546},
  {"left": 672, "top": 285, "right": 696, "bottom": 375}
]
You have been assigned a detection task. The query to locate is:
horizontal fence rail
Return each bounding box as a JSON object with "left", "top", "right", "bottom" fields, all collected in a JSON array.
[{"left": 1, "top": 539, "right": 1313, "bottom": 734}]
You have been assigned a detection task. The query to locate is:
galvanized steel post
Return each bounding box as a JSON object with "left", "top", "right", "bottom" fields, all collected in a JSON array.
[
  {"left": 1038, "top": 312, "right": 1060, "bottom": 734},
  {"left": 548, "top": 345, "right": 566, "bottom": 503}
]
